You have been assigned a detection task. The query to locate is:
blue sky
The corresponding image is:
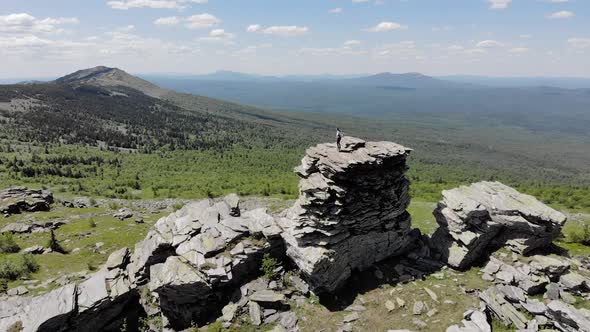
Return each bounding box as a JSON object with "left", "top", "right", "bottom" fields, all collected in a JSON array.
[{"left": 1, "top": 0, "right": 589, "bottom": 78}]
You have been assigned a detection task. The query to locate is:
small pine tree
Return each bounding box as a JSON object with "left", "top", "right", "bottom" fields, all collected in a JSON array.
[{"left": 47, "top": 230, "right": 66, "bottom": 254}]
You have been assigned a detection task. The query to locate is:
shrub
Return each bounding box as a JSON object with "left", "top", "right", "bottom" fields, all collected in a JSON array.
[
  {"left": 568, "top": 224, "right": 590, "bottom": 245},
  {"left": 206, "top": 321, "right": 223, "bottom": 332},
  {"left": 0, "top": 234, "right": 20, "bottom": 254},
  {"left": 172, "top": 202, "right": 184, "bottom": 211},
  {"left": 0, "top": 254, "right": 39, "bottom": 280},
  {"left": 260, "top": 253, "right": 279, "bottom": 280},
  {"left": 88, "top": 218, "right": 97, "bottom": 228}
]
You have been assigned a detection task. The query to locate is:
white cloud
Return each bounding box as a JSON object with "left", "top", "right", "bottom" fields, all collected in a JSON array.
[
  {"left": 107, "top": 0, "right": 207, "bottom": 10},
  {"left": 186, "top": 14, "right": 221, "bottom": 29},
  {"left": 509, "top": 47, "right": 530, "bottom": 53},
  {"left": 246, "top": 24, "right": 261, "bottom": 32},
  {"left": 547, "top": 11, "right": 575, "bottom": 19},
  {"left": 476, "top": 40, "right": 504, "bottom": 48},
  {"left": 247, "top": 25, "right": 309, "bottom": 36},
  {"left": 520, "top": 34, "right": 533, "bottom": 39},
  {"left": 199, "top": 29, "right": 235, "bottom": 43},
  {"left": 568, "top": 37, "right": 590, "bottom": 49},
  {"left": 329, "top": 8, "right": 343, "bottom": 14},
  {"left": 0, "top": 13, "right": 79, "bottom": 34},
  {"left": 487, "top": 0, "right": 512, "bottom": 10},
  {"left": 343, "top": 40, "right": 361, "bottom": 47},
  {"left": 154, "top": 16, "right": 180, "bottom": 26},
  {"left": 367, "top": 22, "right": 408, "bottom": 32}
]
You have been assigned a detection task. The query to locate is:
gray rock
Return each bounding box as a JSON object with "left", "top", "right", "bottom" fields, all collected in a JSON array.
[
  {"left": 424, "top": 287, "right": 439, "bottom": 302},
  {"left": 560, "top": 272, "right": 589, "bottom": 291},
  {"left": 480, "top": 286, "right": 528, "bottom": 330},
  {"left": 530, "top": 256, "right": 570, "bottom": 280},
  {"left": 113, "top": 208, "right": 133, "bottom": 220},
  {"left": 221, "top": 303, "right": 238, "bottom": 322},
  {"left": 413, "top": 301, "right": 427, "bottom": 315},
  {"left": 385, "top": 300, "right": 396, "bottom": 312},
  {"left": 396, "top": 297, "right": 406, "bottom": 308},
  {"left": 545, "top": 283, "right": 561, "bottom": 300},
  {"left": 249, "top": 301, "right": 262, "bottom": 326},
  {"left": 7, "top": 286, "right": 29, "bottom": 296},
  {"left": 521, "top": 299, "right": 547, "bottom": 315},
  {"left": 280, "top": 311, "right": 298, "bottom": 329},
  {"left": 343, "top": 312, "right": 360, "bottom": 323},
  {"left": 447, "top": 310, "right": 491, "bottom": 332},
  {"left": 281, "top": 138, "right": 414, "bottom": 293},
  {"left": 430, "top": 182, "right": 566, "bottom": 270},
  {"left": 249, "top": 290, "right": 286, "bottom": 304},
  {"left": 0, "top": 283, "right": 76, "bottom": 332},
  {"left": 224, "top": 193, "right": 240, "bottom": 217},
  {"left": 560, "top": 290, "right": 577, "bottom": 305},
  {"left": 546, "top": 300, "right": 590, "bottom": 332},
  {"left": 22, "top": 245, "right": 45, "bottom": 254},
  {"left": 497, "top": 285, "right": 526, "bottom": 303},
  {"left": 346, "top": 304, "right": 367, "bottom": 312},
  {"left": 288, "top": 274, "right": 309, "bottom": 295},
  {"left": 0, "top": 187, "right": 53, "bottom": 216},
  {"left": 412, "top": 318, "right": 427, "bottom": 329},
  {"left": 105, "top": 247, "right": 130, "bottom": 270}
]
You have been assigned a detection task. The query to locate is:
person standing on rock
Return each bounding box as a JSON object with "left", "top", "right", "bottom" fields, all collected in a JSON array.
[{"left": 336, "top": 128, "right": 343, "bottom": 151}]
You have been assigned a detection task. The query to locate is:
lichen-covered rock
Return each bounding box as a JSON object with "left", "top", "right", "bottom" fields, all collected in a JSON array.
[
  {"left": 280, "top": 137, "right": 414, "bottom": 293},
  {"left": 0, "top": 187, "right": 53, "bottom": 215},
  {"left": 431, "top": 181, "right": 566, "bottom": 269}
]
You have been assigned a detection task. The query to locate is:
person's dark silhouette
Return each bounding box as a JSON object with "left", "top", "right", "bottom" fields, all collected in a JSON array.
[{"left": 336, "top": 128, "right": 343, "bottom": 151}]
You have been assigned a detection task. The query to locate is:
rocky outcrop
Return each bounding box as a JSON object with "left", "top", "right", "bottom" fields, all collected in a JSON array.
[
  {"left": 475, "top": 254, "right": 590, "bottom": 332},
  {"left": 128, "top": 195, "right": 283, "bottom": 329},
  {"left": 431, "top": 181, "right": 566, "bottom": 269},
  {"left": 1, "top": 219, "right": 67, "bottom": 234},
  {"left": 0, "top": 248, "right": 136, "bottom": 332},
  {"left": 280, "top": 137, "right": 415, "bottom": 293},
  {"left": 0, "top": 194, "right": 283, "bottom": 331},
  {"left": 0, "top": 187, "right": 53, "bottom": 215}
]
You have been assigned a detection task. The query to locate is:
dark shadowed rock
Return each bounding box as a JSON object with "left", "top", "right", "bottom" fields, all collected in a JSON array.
[{"left": 0, "top": 187, "right": 53, "bottom": 215}]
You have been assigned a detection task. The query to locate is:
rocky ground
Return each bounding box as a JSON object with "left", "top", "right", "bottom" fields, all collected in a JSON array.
[{"left": 1, "top": 137, "right": 589, "bottom": 332}]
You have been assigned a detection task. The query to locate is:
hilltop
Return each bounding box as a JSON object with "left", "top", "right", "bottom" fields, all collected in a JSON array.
[{"left": 56, "top": 66, "right": 167, "bottom": 98}]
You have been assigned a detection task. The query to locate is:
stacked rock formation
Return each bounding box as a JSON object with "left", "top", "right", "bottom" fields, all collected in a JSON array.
[
  {"left": 431, "top": 181, "right": 567, "bottom": 270},
  {"left": 0, "top": 187, "right": 53, "bottom": 215},
  {"left": 0, "top": 195, "right": 283, "bottom": 331},
  {"left": 280, "top": 136, "right": 415, "bottom": 293}
]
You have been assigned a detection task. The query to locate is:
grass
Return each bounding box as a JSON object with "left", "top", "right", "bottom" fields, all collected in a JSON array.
[
  {"left": 1, "top": 203, "right": 167, "bottom": 293},
  {"left": 294, "top": 266, "right": 492, "bottom": 332},
  {"left": 408, "top": 200, "right": 438, "bottom": 235}
]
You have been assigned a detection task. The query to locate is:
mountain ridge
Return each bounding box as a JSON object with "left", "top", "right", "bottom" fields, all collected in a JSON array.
[{"left": 56, "top": 66, "right": 167, "bottom": 98}]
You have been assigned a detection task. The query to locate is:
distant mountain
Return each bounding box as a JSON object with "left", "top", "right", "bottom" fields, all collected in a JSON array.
[
  {"left": 440, "top": 75, "right": 590, "bottom": 89},
  {"left": 343, "top": 72, "right": 465, "bottom": 89},
  {"left": 0, "top": 67, "right": 328, "bottom": 151},
  {"left": 56, "top": 66, "right": 167, "bottom": 98}
]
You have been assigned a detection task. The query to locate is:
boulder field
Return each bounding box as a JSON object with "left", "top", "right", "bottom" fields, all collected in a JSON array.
[{"left": 1, "top": 137, "right": 585, "bottom": 332}]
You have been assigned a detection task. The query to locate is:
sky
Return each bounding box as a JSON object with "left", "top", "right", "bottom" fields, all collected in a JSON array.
[{"left": 1, "top": 0, "right": 589, "bottom": 78}]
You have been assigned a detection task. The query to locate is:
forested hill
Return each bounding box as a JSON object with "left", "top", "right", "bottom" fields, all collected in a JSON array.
[{"left": 0, "top": 67, "right": 329, "bottom": 152}]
